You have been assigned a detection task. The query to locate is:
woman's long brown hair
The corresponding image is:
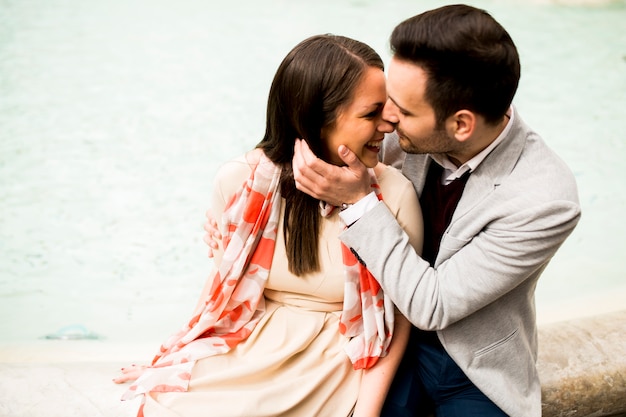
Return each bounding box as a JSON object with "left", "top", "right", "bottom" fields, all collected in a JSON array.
[{"left": 256, "top": 34, "right": 384, "bottom": 276}]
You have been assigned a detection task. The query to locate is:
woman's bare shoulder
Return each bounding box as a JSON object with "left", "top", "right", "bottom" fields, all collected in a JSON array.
[
  {"left": 215, "top": 149, "right": 262, "bottom": 180},
  {"left": 375, "top": 163, "right": 411, "bottom": 187}
]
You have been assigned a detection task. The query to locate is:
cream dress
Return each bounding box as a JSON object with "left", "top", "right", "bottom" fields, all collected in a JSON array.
[{"left": 142, "top": 152, "right": 423, "bottom": 417}]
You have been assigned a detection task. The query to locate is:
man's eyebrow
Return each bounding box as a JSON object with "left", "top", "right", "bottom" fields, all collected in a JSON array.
[{"left": 388, "top": 94, "right": 411, "bottom": 115}]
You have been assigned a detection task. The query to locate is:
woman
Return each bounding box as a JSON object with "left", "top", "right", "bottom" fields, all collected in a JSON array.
[{"left": 116, "top": 34, "right": 423, "bottom": 417}]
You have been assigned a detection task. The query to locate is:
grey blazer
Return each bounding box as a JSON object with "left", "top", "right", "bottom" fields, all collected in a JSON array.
[{"left": 341, "top": 108, "right": 581, "bottom": 417}]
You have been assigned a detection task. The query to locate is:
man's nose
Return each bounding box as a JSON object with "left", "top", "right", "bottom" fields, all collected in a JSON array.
[{"left": 382, "top": 98, "right": 399, "bottom": 124}]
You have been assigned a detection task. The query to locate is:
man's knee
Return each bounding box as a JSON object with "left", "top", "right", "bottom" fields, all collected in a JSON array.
[{"left": 380, "top": 361, "right": 431, "bottom": 417}]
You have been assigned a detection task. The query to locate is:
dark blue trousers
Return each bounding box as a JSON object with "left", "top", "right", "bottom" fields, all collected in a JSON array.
[{"left": 381, "top": 329, "right": 509, "bottom": 417}]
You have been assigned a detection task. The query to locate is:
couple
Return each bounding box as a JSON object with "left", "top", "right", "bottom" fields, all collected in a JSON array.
[{"left": 116, "top": 5, "right": 581, "bottom": 417}]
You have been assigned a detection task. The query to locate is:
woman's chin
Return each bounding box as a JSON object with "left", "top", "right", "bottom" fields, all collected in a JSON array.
[{"left": 360, "top": 155, "right": 379, "bottom": 169}]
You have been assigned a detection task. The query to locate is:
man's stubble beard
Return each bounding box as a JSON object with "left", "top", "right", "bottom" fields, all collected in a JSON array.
[{"left": 397, "top": 127, "right": 453, "bottom": 156}]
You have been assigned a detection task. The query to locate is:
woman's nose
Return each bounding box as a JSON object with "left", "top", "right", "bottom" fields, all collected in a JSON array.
[{"left": 378, "top": 117, "right": 394, "bottom": 133}]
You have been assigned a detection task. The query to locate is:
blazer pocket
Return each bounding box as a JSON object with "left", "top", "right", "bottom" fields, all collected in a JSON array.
[{"left": 474, "top": 328, "right": 519, "bottom": 357}]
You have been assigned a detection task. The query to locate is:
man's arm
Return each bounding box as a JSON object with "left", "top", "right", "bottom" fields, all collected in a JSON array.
[{"left": 341, "top": 199, "right": 581, "bottom": 330}]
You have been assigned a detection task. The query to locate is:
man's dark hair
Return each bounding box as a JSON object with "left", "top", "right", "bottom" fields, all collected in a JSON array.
[{"left": 391, "top": 4, "right": 521, "bottom": 126}]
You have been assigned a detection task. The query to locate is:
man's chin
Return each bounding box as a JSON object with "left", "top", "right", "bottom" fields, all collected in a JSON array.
[{"left": 398, "top": 139, "right": 421, "bottom": 155}]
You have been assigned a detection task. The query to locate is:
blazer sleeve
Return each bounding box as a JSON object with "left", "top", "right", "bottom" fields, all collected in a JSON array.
[
  {"left": 339, "top": 198, "right": 581, "bottom": 331},
  {"left": 378, "top": 166, "right": 424, "bottom": 257}
]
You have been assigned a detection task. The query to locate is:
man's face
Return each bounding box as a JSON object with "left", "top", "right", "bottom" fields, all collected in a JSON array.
[{"left": 383, "top": 57, "right": 457, "bottom": 155}]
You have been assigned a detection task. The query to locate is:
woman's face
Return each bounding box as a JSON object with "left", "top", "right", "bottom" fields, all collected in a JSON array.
[{"left": 323, "top": 67, "right": 393, "bottom": 168}]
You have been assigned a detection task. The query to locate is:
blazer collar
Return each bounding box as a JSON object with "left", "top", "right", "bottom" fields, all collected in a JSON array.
[
  {"left": 402, "top": 106, "right": 528, "bottom": 223},
  {"left": 452, "top": 106, "right": 527, "bottom": 222},
  {"left": 404, "top": 107, "right": 527, "bottom": 220}
]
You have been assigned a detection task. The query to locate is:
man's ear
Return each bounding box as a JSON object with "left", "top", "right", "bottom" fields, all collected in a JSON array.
[{"left": 447, "top": 110, "right": 476, "bottom": 142}]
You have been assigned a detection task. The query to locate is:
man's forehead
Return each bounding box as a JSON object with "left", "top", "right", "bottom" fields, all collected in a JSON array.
[
  {"left": 387, "top": 59, "right": 428, "bottom": 109},
  {"left": 388, "top": 57, "right": 426, "bottom": 80}
]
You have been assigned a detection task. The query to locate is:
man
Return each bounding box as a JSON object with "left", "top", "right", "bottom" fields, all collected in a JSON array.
[{"left": 291, "top": 4, "right": 581, "bottom": 417}]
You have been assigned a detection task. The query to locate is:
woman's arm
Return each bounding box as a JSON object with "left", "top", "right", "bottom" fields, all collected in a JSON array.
[
  {"left": 352, "top": 313, "right": 411, "bottom": 417},
  {"left": 191, "top": 154, "right": 257, "bottom": 315}
]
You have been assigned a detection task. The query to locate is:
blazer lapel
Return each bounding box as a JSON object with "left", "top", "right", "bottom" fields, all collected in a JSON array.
[
  {"left": 402, "top": 153, "right": 431, "bottom": 197},
  {"left": 449, "top": 108, "right": 527, "bottom": 225}
]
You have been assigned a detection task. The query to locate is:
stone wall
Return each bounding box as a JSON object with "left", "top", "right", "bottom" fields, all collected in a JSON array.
[{"left": 538, "top": 310, "right": 626, "bottom": 417}]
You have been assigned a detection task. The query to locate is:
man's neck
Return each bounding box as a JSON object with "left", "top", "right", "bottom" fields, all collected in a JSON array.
[{"left": 447, "top": 113, "right": 511, "bottom": 167}]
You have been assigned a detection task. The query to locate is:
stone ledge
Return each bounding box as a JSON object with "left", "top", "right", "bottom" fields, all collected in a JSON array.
[{"left": 538, "top": 309, "right": 626, "bottom": 417}]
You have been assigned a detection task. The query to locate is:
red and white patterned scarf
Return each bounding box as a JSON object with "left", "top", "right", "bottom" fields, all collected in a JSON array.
[{"left": 123, "top": 154, "right": 394, "bottom": 401}]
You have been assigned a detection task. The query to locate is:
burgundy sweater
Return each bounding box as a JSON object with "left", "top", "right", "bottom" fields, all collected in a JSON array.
[{"left": 419, "top": 162, "right": 471, "bottom": 266}]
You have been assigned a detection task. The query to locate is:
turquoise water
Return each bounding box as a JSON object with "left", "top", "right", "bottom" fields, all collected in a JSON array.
[{"left": 1, "top": 0, "right": 625, "bottom": 344}]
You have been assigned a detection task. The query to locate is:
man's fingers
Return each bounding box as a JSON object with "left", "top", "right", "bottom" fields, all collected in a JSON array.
[
  {"left": 203, "top": 233, "right": 218, "bottom": 250},
  {"left": 338, "top": 145, "right": 359, "bottom": 167},
  {"left": 295, "top": 139, "right": 326, "bottom": 177},
  {"left": 202, "top": 223, "right": 221, "bottom": 243},
  {"left": 203, "top": 210, "right": 222, "bottom": 239},
  {"left": 293, "top": 139, "right": 326, "bottom": 198},
  {"left": 292, "top": 139, "right": 305, "bottom": 181},
  {"left": 292, "top": 139, "right": 369, "bottom": 206},
  {"left": 202, "top": 209, "right": 221, "bottom": 258}
]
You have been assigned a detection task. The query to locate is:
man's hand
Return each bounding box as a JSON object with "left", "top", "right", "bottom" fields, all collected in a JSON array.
[
  {"left": 292, "top": 139, "right": 372, "bottom": 207},
  {"left": 203, "top": 209, "right": 222, "bottom": 259}
]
